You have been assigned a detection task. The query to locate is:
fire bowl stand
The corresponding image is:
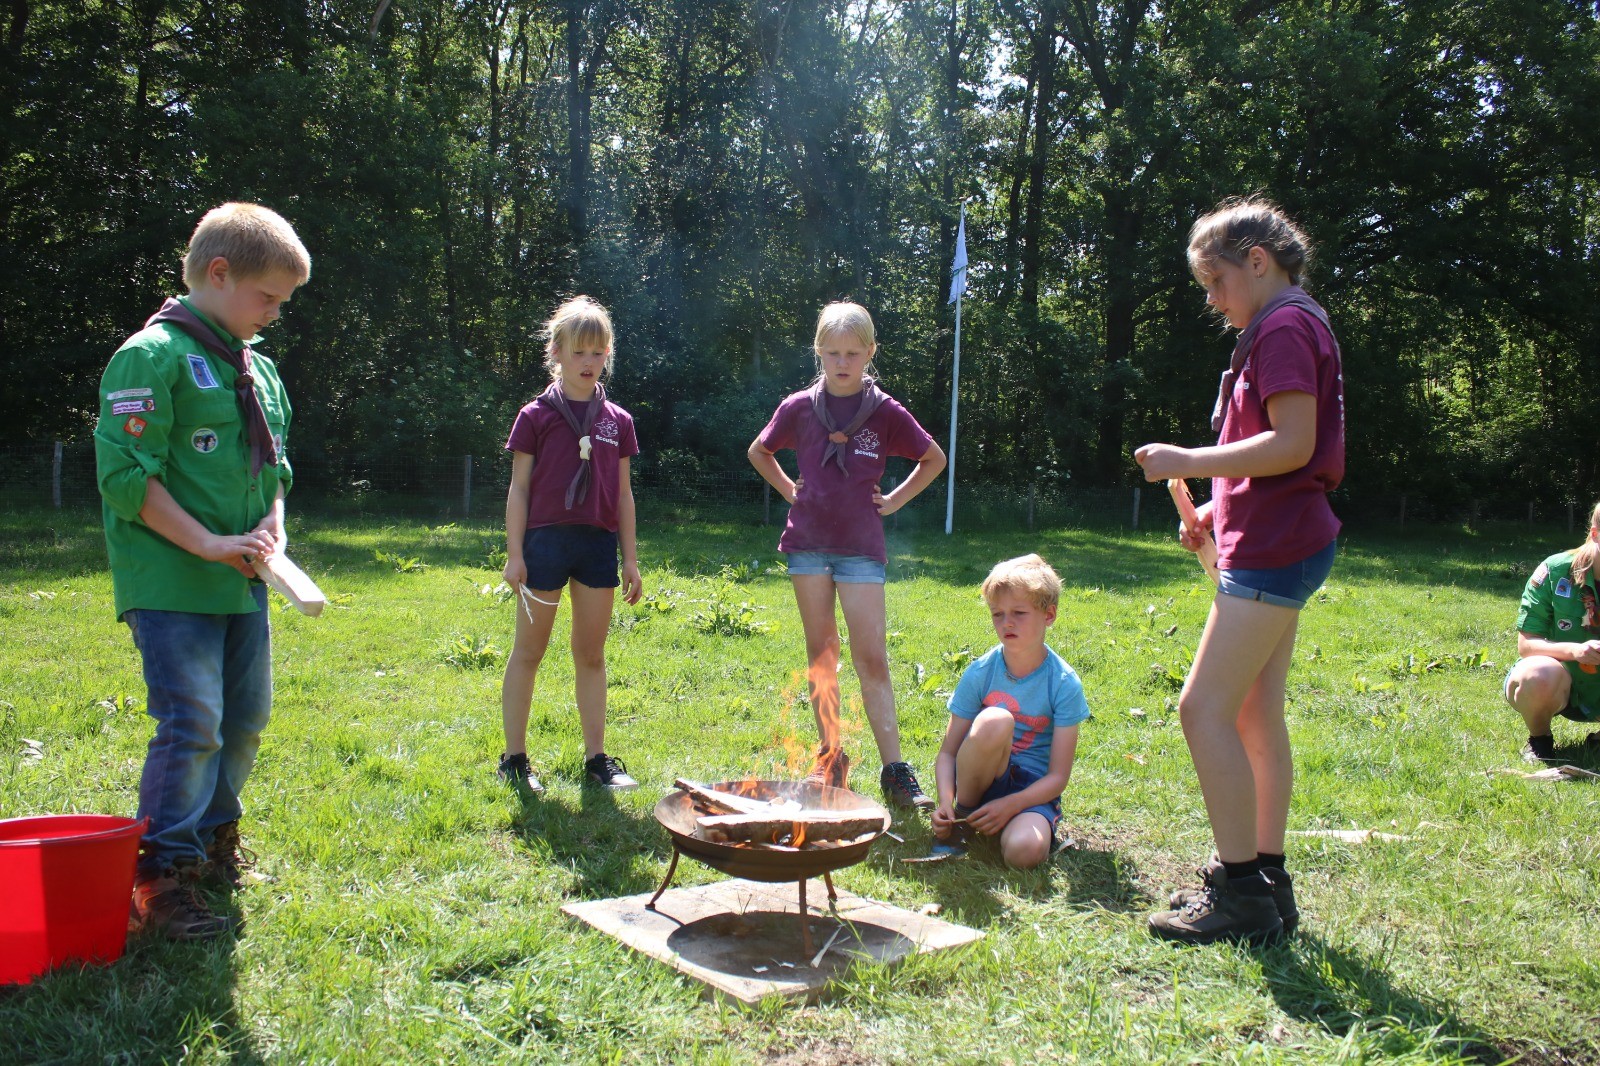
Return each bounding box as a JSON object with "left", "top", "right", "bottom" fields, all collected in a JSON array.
[{"left": 646, "top": 845, "right": 839, "bottom": 957}]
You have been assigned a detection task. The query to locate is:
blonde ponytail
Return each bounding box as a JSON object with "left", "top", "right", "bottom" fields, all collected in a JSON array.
[{"left": 1572, "top": 501, "right": 1600, "bottom": 586}]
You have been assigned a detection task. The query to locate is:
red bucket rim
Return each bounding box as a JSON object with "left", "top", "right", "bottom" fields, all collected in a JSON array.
[{"left": 0, "top": 814, "right": 148, "bottom": 847}]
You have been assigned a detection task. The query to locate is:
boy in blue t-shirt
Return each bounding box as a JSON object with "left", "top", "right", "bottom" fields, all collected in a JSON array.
[{"left": 932, "top": 554, "right": 1089, "bottom": 868}]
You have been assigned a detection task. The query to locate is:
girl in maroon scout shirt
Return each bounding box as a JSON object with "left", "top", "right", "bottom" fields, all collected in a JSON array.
[
  {"left": 1135, "top": 198, "right": 1345, "bottom": 945},
  {"left": 497, "top": 296, "right": 644, "bottom": 795},
  {"left": 748, "top": 301, "right": 946, "bottom": 810}
]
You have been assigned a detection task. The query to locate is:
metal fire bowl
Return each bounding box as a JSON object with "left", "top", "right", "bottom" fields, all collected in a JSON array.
[{"left": 654, "top": 779, "right": 889, "bottom": 883}]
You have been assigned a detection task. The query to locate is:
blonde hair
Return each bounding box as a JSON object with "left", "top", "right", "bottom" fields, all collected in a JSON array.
[
  {"left": 811, "top": 301, "right": 878, "bottom": 382},
  {"left": 980, "top": 554, "right": 1061, "bottom": 612},
  {"left": 1187, "top": 196, "right": 1314, "bottom": 287},
  {"left": 183, "top": 203, "right": 311, "bottom": 290},
  {"left": 541, "top": 295, "right": 615, "bottom": 380},
  {"left": 1573, "top": 501, "right": 1600, "bottom": 587}
]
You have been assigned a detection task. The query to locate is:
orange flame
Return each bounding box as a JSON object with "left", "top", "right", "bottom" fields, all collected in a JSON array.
[{"left": 808, "top": 643, "right": 842, "bottom": 750}]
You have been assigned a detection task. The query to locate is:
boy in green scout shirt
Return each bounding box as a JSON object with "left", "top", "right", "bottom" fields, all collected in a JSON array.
[{"left": 95, "top": 203, "right": 311, "bottom": 939}]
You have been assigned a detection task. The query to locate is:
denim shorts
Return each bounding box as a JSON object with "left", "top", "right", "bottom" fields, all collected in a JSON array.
[
  {"left": 980, "top": 762, "right": 1060, "bottom": 829},
  {"left": 784, "top": 551, "right": 886, "bottom": 584},
  {"left": 1217, "top": 539, "right": 1337, "bottom": 610},
  {"left": 523, "top": 524, "right": 619, "bottom": 590}
]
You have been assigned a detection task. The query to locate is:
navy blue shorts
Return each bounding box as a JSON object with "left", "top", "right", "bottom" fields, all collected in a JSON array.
[
  {"left": 980, "top": 762, "right": 1060, "bottom": 829},
  {"left": 522, "top": 525, "right": 619, "bottom": 591}
]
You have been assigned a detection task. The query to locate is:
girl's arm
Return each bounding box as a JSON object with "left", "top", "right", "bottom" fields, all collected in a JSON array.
[
  {"left": 930, "top": 714, "right": 974, "bottom": 839},
  {"left": 1135, "top": 391, "right": 1316, "bottom": 482},
  {"left": 1518, "top": 631, "right": 1600, "bottom": 666},
  {"left": 877, "top": 442, "right": 947, "bottom": 516},
  {"left": 503, "top": 451, "right": 533, "bottom": 589},
  {"left": 747, "top": 437, "right": 798, "bottom": 504},
  {"left": 617, "top": 456, "right": 642, "bottom": 605}
]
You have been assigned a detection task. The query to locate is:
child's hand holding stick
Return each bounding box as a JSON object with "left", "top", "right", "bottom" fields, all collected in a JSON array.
[{"left": 1167, "top": 478, "right": 1220, "bottom": 585}]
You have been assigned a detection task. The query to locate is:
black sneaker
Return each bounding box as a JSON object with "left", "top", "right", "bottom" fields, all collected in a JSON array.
[
  {"left": 1149, "top": 864, "right": 1284, "bottom": 946},
  {"left": 584, "top": 752, "right": 639, "bottom": 791},
  {"left": 1168, "top": 855, "right": 1299, "bottom": 936},
  {"left": 497, "top": 751, "right": 544, "bottom": 794},
  {"left": 880, "top": 761, "right": 934, "bottom": 810},
  {"left": 1523, "top": 735, "right": 1558, "bottom": 764}
]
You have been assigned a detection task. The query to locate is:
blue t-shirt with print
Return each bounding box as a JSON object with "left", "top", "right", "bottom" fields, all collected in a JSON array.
[{"left": 948, "top": 645, "right": 1090, "bottom": 779}]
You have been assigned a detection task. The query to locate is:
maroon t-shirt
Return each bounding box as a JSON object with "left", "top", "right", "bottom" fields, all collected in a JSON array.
[
  {"left": 758, "top": 388, "right": 935, "bottom": 564},
  {"left": 505, "top": 395, "right": 639, "bottom": 532},
  {"left": 1212, "top": 303, "right": 1344, "bottom": 570}
]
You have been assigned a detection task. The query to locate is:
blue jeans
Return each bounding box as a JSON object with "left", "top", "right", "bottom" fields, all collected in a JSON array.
[{"left": 125, "top": 585, "right": 272, "bottom": 876}]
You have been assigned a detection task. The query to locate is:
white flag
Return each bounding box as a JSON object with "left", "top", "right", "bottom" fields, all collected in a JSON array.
[{"left": 947, "top": 206, "right": 968, "bottom": 304}]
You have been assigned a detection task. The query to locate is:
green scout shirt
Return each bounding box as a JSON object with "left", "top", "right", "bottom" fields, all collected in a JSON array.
[
  {"left": 1515, "top": 549, "right": 1600, "bottom": 719},
  {"left": 94, "top": 297, "right": 293, "bottom": 619}
]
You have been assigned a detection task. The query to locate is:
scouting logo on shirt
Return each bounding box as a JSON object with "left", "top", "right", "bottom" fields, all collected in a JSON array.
[
  {"left": 593, "top": 417, "right": 620, "bottom": 446},
  {"left": 853, "top": 428, "right": 880, "bottom": 459},
  {"left": 187, "top": 354, "right": 221, "bottom": 390},
  {"left": 191, "top": 427, "right": 219, "bottom": 454},
  {"left": 1558, "top": 619, "right": 1574, "bottom": 631}
]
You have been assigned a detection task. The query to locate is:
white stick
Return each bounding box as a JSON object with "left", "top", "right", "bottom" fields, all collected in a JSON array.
[
  {"left": 251, "top": 554, "right": 325, "bottom": 617},
  {"left": 810, "top": 924, "right": 846, "bottom": 968}
]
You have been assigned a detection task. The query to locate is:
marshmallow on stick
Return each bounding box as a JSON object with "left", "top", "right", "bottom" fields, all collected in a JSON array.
[
  {"left": 1166, "top": 478, "right": 1220, "bottom": 585},
  {"left": 251, "top": 553, "right": 326, "bottom": 617}
]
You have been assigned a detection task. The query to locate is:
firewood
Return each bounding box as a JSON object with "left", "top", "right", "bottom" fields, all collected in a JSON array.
[
  {"left": 673, "top": 778, "right": 798, "bottom": 816},
  {"left": 695, "top": 809, "right": 887, "bottom": 845}
]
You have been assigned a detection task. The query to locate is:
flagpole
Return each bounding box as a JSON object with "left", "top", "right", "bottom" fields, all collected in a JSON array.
[{"left": 944, "top": 202, "right": 967, "bottom": 536}]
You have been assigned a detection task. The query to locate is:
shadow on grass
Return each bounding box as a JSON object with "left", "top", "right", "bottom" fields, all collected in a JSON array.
[
  {"left": 506, "top": 784, "right": 668, "bottom": 899},
  {"left": 0, "top": 915, "right": 261, "bottom": 1063},
  {"left": 1254, "top": 931, "right": 1504, "bottom": 1063}
]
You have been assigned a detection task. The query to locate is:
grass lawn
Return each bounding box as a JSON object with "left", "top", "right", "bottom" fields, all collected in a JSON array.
[{"left": 1, "top": 503, "right": 1597, "bottom": 1064}]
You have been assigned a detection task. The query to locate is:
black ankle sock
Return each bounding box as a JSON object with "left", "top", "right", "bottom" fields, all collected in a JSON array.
[
  {"left": 1222, "top": 858, "right": 1261, "bottom": 881},
  {"left": 1258, "top": 852, "right": 1286, "bottom": 872}
]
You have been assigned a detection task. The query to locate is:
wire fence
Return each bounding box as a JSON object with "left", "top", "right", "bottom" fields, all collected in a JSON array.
[{"left": 1, "top": 440, "right": 1589, "bottom": 536}]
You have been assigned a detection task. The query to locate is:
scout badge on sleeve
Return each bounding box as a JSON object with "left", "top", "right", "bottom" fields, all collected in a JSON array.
[
  {"left": 1167, "top": 478, "right": 1220, "bottom": 585},
  {"left": 251, "top": 553, "right": 327, "bottom": 617}
]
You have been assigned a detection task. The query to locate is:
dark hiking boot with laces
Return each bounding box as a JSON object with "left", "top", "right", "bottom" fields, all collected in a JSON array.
[
  {"left": 497, "top": 751, "right": 544, "bottom": 795},
  {"left": 804, "top": 746, "right": 851, "bottom": 790},
  {"left": 206, "top": 821, "right": 269, "bottom": 889},
  {"left": 1149, "top": 863, "right": 1284, "bottom": 946},
  {"left": 1168, "top": 855, "right": 1300, "bottom": 937},
  {"left": 131, "top": 865, "right": 234, "bottom": 941},
  {"left": 584, "top": 752, "right": 639, "bottom": 790},
  {"left": 880, "top": 761, "right": 935, "bottom": 810}
]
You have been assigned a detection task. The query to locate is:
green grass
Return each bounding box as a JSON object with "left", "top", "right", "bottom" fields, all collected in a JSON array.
[{"left": 1, "top": 505, "right": 1597, "bottom": 1064}]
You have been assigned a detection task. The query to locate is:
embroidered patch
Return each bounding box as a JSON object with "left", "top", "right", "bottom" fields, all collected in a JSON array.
[
  {"left": 111, "top": 399, "right": 156, "bottom": 415},
  {"left": 106, "top": 387, "right": 153, "bottom": 401},
  {"left": 1558, "top": 619, "right": 1574, "bottom": 631},
  {"left": 272, "top": 432, "right": 284, "bottom": 454},
  {"left": 191, "top": 427, "right": 219, "bottom": 453},
  {"left": 187, "top": 354, "right": 220, "bottom": 390},
  {"left": 1531, "top": 562, "right": 1549, "bottom": 587},
  {"left": 1556, "top": 577, "right": 1573, "bottom": 598},
  {"left": 852, "top": 427, "right": 881, "bottom": 458},
  {"left": 124, "top": 416, "right": 147, "bottom": 437}
]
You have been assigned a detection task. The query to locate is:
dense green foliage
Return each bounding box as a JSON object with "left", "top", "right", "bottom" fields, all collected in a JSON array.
[{"left": 3, "top": 2, "right": 1597, "bottom": 506}]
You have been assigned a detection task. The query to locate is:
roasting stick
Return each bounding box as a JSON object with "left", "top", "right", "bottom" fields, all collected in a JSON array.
[
  {"left": 1166, "top": 478, "right": 1220, "bottom": 585},
  {"left": 250, "top": 553, "right": 326, "bottom": 617}
]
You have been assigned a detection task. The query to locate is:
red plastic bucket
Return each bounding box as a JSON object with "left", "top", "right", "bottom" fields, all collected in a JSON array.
[{"left": 0, "top": 814, "right": 148, "bottom": 985}]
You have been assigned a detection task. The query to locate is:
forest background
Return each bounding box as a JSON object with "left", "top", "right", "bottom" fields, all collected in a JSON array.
[{"left": 2, "top": 1, "right": 1597, "bottom": 520}]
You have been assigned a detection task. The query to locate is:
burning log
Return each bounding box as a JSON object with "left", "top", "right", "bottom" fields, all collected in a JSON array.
[
  {"left": 695, "top": 809, "right": 888, "bottom": 846},
  {"left": 673, "top": 778, "right": 800, "bottom": 816}
]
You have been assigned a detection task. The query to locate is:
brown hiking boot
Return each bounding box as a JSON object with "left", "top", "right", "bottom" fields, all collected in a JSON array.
[
  {"left": 1149, "top": 864, "right": 1284, "bottom": 946},
  {"left": 804, "top": 746, "right": 850, "bottom": 790},
  {"left": 206, "top": 821, "right": 268, "bottom": 889},
  {"left": 1167, "top": 854, "right": 1300, "bottom": 936},
  {"left": 131, "top": 867, "right": 234, "bottom": 940}
]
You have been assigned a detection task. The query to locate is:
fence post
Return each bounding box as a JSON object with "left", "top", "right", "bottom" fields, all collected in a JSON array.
[
  {"left": 1469, "top": 499, "right": 1479, "bottom": 531},
  {"left": 52, "top": 441, "right": 63, "bottom": 509},
  {"left": 462, "top": 455, "right": 472, "bottom": 517},
  {"left": 1130, "top": 486, "right": 1140, "bottom": 530},
  {"left": 1528, "top": 501, "right": 1535, "bottom": 524},
  {"left": 1398, "top": 494, "right": 1406, "bottom": 527},
  {"left": 1027, "top": 483, "right": 1036, "bottom": 532}
]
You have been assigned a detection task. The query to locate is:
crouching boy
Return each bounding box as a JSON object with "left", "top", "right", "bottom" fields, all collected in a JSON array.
[
  {"left": 95, "top": 203, "right": 310, "bottom": 938},
  {"left": 931, "top": 554, "right": 1088, "bottom": 868}
]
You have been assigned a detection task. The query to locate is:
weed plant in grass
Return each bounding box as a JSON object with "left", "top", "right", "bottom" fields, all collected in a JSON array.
[{"left": 1, "top": 506, "right": 1597, "bottom": 1063}]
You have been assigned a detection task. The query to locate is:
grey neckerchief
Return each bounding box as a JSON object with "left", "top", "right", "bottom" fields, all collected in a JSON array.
[
  {"left": 1211, "top": 285, "right": 1336, "bottom": 433},
  {"left": 146, "top": 298, "right": 277, "bottom": 476},
  {"left": 538, "top": 380, "right": 604, "bottom": 508},
  {"left": 810, "top": 377, "right": 886, "bottom": 474}
]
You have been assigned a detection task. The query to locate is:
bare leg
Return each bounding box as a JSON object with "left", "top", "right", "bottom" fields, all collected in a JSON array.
[
  {"left": 999, "top": 812, "right": 1054, "bottom": 869},
  {"left": 568, "top": 579, "right": 616, "bottom": 758},
  {"left": 1235, "top": 616, "right": 1298, "bottom": 857},
  {"left": 837, "top": 582, "right": 899, "bottom": 764},
  {"left": 501, "top": 586, "right": 561, "bottom": 755},
  {"left": 954, "top": 707, "right": 1013, "bottom": 807},
  {"left": 1177, "top": 593, "right": 1301, "bottom": 863},
  {"left": 791, "top": 574, "right": 843, "bottom": 749},
  {"left": 1505, "top": 656, "right": 1571, "bottom": 737}
]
